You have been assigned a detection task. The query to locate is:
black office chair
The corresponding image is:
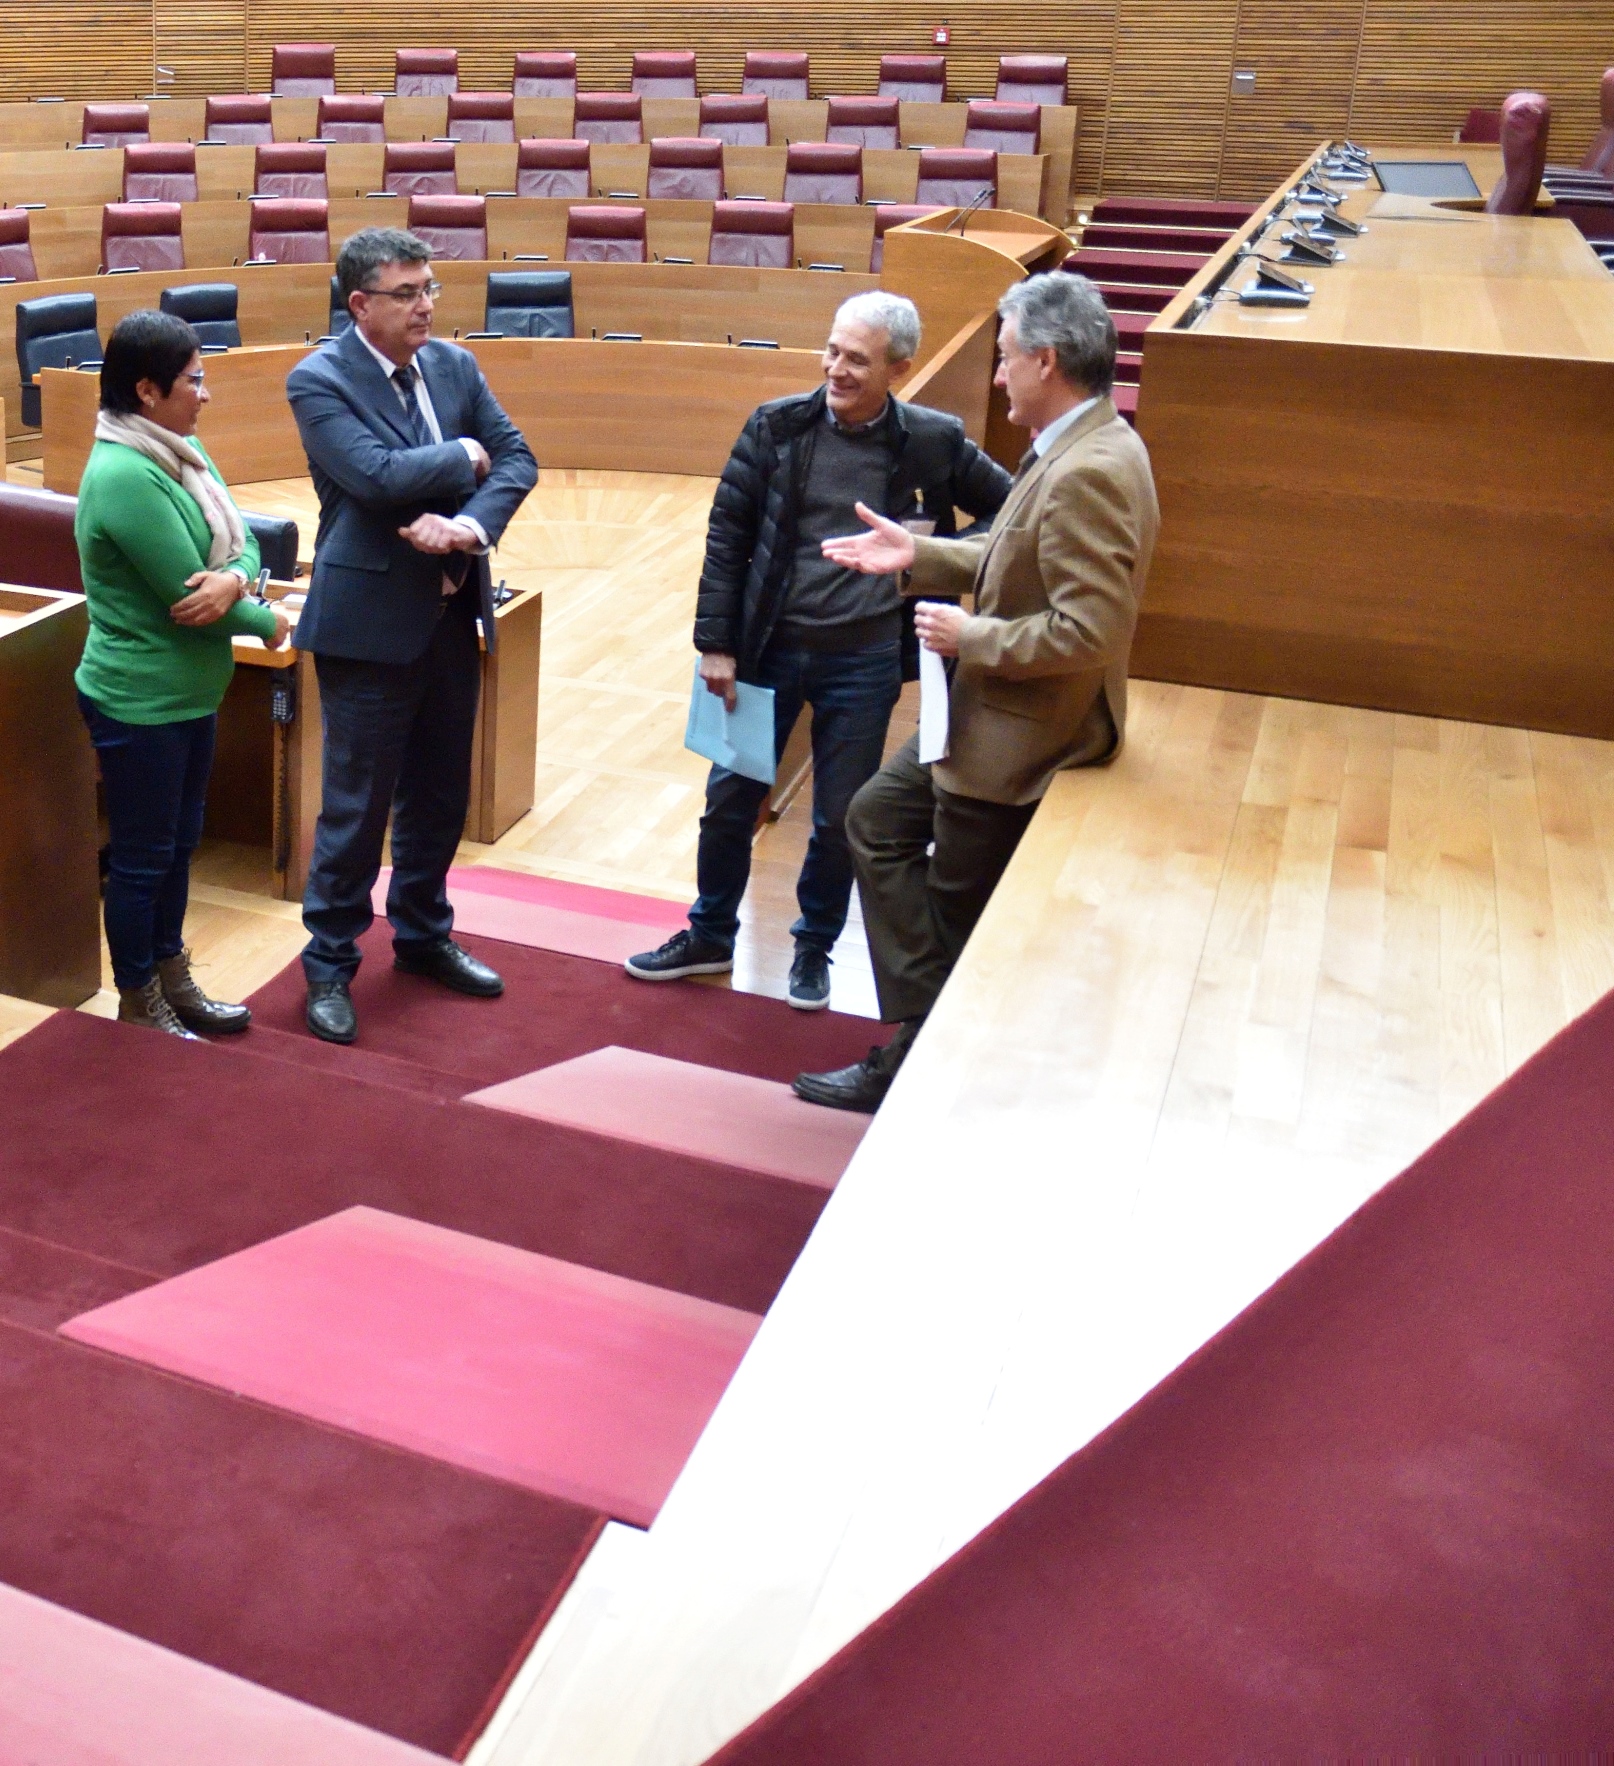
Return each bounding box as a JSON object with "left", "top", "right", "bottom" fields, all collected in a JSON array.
[
  {"left": 15, "top": 293, "right": 101, "bottom": 429},
  {"left": 483, "top": 271, "right": 574, "bottom": 339},
  {"left": 158, "top": 283, "right": 242, "bottom": 350},
  {"left": 327, "top": 273, "right": 352, "bottom": 336},
  {"left": 240, "top": 510, "right": 300, "bottom": 580}
]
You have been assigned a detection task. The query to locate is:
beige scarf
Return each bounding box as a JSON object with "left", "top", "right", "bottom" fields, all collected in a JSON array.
[{"left": 94, "top": 409, "right": 247, "bottom": 571}]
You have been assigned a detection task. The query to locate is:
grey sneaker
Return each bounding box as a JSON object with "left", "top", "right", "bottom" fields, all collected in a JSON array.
[
  {"left": 787, "top": 946, "right": 831, "bottom": 1011},
  {"left": 624, "top": 928, "right": 734, "bottom": 982}
]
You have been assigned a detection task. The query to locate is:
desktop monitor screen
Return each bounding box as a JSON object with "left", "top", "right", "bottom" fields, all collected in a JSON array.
[{"left": 1373, "top": 160, "right": 1482, "bottom": 199}]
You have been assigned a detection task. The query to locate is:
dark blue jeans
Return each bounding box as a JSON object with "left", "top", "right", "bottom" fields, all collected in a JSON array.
[
  {"left": 689, "top": 640, "right": 903, "bottom": 955},
  {"left": 77, "top": 691, "right": 216, "bottom": 992}
]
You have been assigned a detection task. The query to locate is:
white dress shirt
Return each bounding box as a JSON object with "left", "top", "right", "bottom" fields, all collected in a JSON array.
[{"left": 1031, "top": 394, "right": 1102, "bottom": 459}]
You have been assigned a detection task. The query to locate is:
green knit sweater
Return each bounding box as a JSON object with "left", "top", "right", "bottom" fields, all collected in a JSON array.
[{"left": 73, "top": 437, "right": 278, "bottom": 725}]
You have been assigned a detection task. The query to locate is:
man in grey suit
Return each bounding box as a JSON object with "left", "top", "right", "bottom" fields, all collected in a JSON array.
[{"left": 287, "top": 227, "right": 537, "bottom": 1044}]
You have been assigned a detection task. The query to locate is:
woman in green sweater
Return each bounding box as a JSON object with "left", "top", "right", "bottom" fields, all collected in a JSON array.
[{"left": 75, "top": 309, "right": 291, "bottom": 1037}]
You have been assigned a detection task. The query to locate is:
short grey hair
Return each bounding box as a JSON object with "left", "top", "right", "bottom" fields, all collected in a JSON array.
[
  {"left": 997, "top": 273, "right": 1116, "bottom": 397},
  {"left": 336, "top": 227, "right": 432, "bottom": 305},
  {"left": 832, "top": 291, "right": 921, "bottom": 364}
]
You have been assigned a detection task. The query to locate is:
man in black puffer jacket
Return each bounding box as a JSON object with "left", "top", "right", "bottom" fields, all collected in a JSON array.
[{"left": 626, "top": 292, "right": 1011, "bottom": 1010}]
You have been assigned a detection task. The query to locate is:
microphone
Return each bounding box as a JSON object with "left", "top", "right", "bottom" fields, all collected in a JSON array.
[{"left": 949, "top": 185, "right": 994, "bottom": 234}]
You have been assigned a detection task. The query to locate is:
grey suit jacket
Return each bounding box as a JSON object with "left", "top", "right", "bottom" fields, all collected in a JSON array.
[{"left": 286, "top": 327, "right": 537, "bottom": 664}]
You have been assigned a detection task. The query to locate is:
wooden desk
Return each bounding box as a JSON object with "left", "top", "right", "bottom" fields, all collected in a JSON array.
[
  {"left": 214, "top": 585, "right": 543, "bottom": 900},
  {"left": 0, "top": 584, "right": 99, "bottom": 1005},
  {"left": 1134, "top": 142, "right": 1614, "bottom": 740}
]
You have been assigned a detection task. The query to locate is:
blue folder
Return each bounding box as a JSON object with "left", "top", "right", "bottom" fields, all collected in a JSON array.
[{"left": 684, "top": 665, "right": 777, "bottom": 786}]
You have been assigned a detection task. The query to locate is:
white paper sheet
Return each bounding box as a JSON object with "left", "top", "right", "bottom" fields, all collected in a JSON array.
[{"left": 918, "top": 636, "right": 950, "bottom": 765}]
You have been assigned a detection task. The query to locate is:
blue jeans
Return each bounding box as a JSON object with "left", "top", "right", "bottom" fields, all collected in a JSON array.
[
  {"left": 689, "top": 640, "right": 903, "bottom": 955},
  {"left": 77, "top": 691, "right": 216, "bottom": 992}
]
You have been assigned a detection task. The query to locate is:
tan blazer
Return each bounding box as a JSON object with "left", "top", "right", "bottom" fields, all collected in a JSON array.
[{"left": 909, "top": 397, "right": 1159, "bottom": 805}]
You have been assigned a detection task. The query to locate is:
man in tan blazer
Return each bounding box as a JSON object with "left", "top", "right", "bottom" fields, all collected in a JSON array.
[{"left": 794, "top": 272, "right": 1159, "bottom": 1111}]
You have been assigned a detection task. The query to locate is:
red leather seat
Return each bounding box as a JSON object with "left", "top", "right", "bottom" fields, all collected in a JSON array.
[
  {"left": 82, "top": 103, "right": 149, "bottom": 148},
  {"left": 870, "top": 202, "right": 944, "bottom": 272},
  {"left": 513, "top": 52, "right": 578, "bottom": 99},
  {"left": 101, "top": 202, "right": 184, "bottom": 273},
  {"left": 964, "top": 100, "right": 1041, "bottom": 155},
  {"left": 516, "top": 138, "right": 592, "bottom": 199},
  {"left": 317, "top": 95, "right": 385, "bottom": 144},
  {"left": 272, "top": 43, "right": 334, "bottom": 99},
  {"left": 249, "top": 198, "right": 329, "bottom": 264},
  {"left": 877, "top": 54, "right": 945, "bottom": 104},
  {"left": 0, "top": 208, "right": 39, "bottom": 282},
  {"left": 205, "top": 95, "right": 273, "bottom": 146},
  {"left": 407, "top": 194, "right": 487, "bottom": 261},
  {"left": 395, "top": 48, "right": 458, "bottom": 98},
  {"left": 254, "top": 142, "right": 328, "bottom": 199},
  {"left": 783, "top": 142, "right": 862, "bottom": 205},
  {"left": 0, "top": 483, "right": 83, "bottom": 588},
  {"left": 699, "top": 95, "right": 769, "bottom": 148},
  {"left": 122, "top": 143, "right": 197, "bottom": 203},
  {"left": 564, "top": 205, "right": 647, "bottom": 262},
  {"left": 1485, "top": 89, "right": 1550, "bottom": 215},
  {"left": 707, "top": 200, "right": 793, "bottom": 267},
  {"left": 647, "top": 138, "right": 723, "bottom": 201},
  {"left": 1459, "top": 107, "right": 1502, "bottom": 144},
  {"left": 574, "top": 94, "right": 643, "bottom": 146},
  {"left": 915, "top": 148, "right": 996, "bottom": 208},
  {"left": 742, "top": 52, "right": 808, "bottom": 101},
  {"left": 995, "top": 55, "right": 1068, "bottom": 106},
  {"left": 384, "top": 142, "right": 458, "bottom": 198},
  {"left": 448, "top": 93, "right": 515, "bottom": 144},
  {"left": 826, "top": 97, "right": 899, "bottom": 150},
  {"left": 631, "top": 52, "right": 697, "bottom": 99}
]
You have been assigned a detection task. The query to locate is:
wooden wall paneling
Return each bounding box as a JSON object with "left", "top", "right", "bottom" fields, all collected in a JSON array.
[
  {"left": 155, "top": 0, "right": 247, "bottom": 97},
  {"left": 1351, "top": 0, "right": 1609, "bottom": 157},
  {"left": 0, "top": 0, "right": 153, "bottom": 103},
  {"left": 1101, "top": 0, "right": 1241, "bottom": 197},
  {"left": 1216, "top": 0, "right": 1362, "bottom": 200}
]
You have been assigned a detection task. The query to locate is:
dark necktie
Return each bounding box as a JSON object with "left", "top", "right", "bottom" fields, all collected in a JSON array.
[
  {"left": 392, "top": 365, "right": 433, "bottom": 448},
  {"left": 1013, "top": 447, "right": 1036, "bottom": 482}
]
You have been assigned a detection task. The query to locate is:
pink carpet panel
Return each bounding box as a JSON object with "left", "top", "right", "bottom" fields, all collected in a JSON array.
[
  {"left": 371, "top": 866, "right": 690, "bottom": 965},
  {"left": 62, "top": 1207, "right": 761, "bottom": 1528},
  {"left": 467, "top": 1046, "right": 869, "bottom": 1189},
  {"left": 0, "top": 1578, "right": 448, "bottom": 1765}
]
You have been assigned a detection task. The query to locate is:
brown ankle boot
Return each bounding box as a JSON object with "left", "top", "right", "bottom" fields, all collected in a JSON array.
[
  {"left": 118, "top": 976, "right": 202, "bottom": 1040},
  {"left": 157, "top": 948, "right": 252, "bottom": 1035}
]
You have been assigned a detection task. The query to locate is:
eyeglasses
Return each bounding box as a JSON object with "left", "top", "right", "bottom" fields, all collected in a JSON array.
[
  {"left": 362, "top": 279, "right": 443, "bottom": 305},
  {"left": 180, "top": 370, "right": 206, "bottom": 387}
]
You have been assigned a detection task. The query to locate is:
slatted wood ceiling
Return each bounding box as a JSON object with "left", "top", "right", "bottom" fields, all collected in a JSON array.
[
  {"left": 7, "top": 2, "right": 1611, "bottom": 199},
  {"left": 0, "top": 0, "right": 153, "bottom": 103}
]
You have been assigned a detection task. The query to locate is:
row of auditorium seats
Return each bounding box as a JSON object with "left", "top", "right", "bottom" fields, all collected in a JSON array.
[
  {"left": 5, "top": 190, "right": 942, "bottom": 278},
  {"left": 72, "top": 92, "right": 1048, "bottom": 153},
  {"left": 259, "top": 47, "right": 1070, "bottom": 105},
  {"left": 51, "top": 137, "right": 1005, "bottom": 207}
]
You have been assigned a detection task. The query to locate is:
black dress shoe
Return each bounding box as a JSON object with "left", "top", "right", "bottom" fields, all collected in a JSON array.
[
  {"left": 394, "top": 938, "right": 505, "bottom": 998},
  {"left": 306, "top": 978, "right": 357, "bottom": 1044},
  {"left": 792, "top": 1019, "right": 922, "bottom": 1114}
]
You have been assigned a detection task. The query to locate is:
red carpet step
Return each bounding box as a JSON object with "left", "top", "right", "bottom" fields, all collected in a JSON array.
[
  {"left": 0, "top": 1316, "right": 600, "bottom": 1756},
  {"left": 243, "top": 927, "right": 885, "bottom": 1102},
  {"left": 65, "top": 1206, "right": 762, "bottom": 1528},
  {"left": 0, "top": 1012, "right": 827, "bottom": 1318},
  {"left": 468, "top": 1046, "right": 868, "bottom": 1189},
  {"left": 0, "top": 1578, "right": 447, "bottom": 1764},
  {"left": 706, "top": 990, "right": 1614, "bottom": 1761},
  {"left": 371, "top": 866, "right": 691, "bottom": 966}
]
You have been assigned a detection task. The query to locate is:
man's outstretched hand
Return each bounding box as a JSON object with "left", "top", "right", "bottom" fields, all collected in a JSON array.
[
  {"left": 820, "top": 501, "right": 917, "bottom": 576},
  {"left": 399, "top": 514, "right": 482, "bottom": 555}
]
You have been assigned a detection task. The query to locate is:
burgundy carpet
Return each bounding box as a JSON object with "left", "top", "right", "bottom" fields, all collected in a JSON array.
[
  {"left": 706, "top": 992, "right": 1614, "bottom": 1761},
  {"left": 0, "top": 1012, "right": 827, "bottom": 1317},
  {"left": 240, "top": 926, "right": 886, "bottom": 1102},
  {"left": 0, "top": 1316, "right": 600, "bottom": 1757},
  {"left": 66, "top": 1206, "right": 761, "bottom": 1527}
]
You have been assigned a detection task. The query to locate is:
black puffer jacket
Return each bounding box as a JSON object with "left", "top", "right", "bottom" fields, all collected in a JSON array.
[{"left": 693, "top": 385, "right": 1013, "bottom": 681}]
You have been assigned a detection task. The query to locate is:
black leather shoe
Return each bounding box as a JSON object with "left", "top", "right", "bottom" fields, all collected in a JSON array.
[
  {"left": 792, "top": 1019, "right": 922, "bottom": 1114},
  {"left": 394, "top": 938, "right": 505, "bottom": 998},
  {"left": 306, "top": 978, "right": 357, "bottom": 1044}
]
